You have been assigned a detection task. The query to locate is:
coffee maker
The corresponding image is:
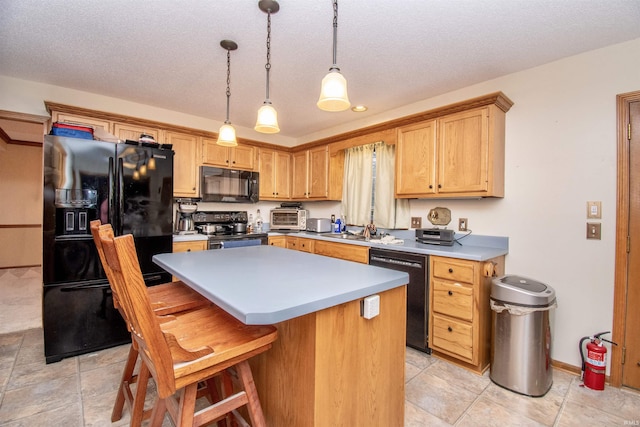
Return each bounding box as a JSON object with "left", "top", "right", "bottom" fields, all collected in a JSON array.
[{"left": 174, "top": 201, "right": 198, "bottom": 234}]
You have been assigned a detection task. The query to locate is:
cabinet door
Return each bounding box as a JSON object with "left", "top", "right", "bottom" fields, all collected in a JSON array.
[
  {"left": 274, "top": 151, "right": 291, "bottom": 199},
  {"left": 258, "top": 149, "right": 277, "bottom": 199},
  {"left": 167, "top": 132, "right": 198, "bottom": 197},
  {"left": 395, "top": 120, "right": 437, "bottom": 197},
  {"left": 313, "top": 240, "right": 369, "bottom": 264},
  {"left": 202, "top": 138, "right": 230, "bottom": 167},
  {"left": 52, "top": 113, "right": 112, "bottom": 134},
  {"left": 268, "top": 236, "right": 287, "bottom": 247},
  {"left": 437, "top": 108, "right": 489, "bottom": 194},
  {"left": 230, "top": 145, "right": 255, "bottom": 170},
  {"left": 113, "top": 123, "right": 161, "bottom": 143},
  {"left": 307, "top": 146, "right": 328, "bottom": 199},
  {"left": 291, "top": 151, "right": 309, "bottom": 199}
]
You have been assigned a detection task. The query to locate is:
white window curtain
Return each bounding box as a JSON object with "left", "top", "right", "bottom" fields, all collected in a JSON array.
[
  {"left": 341, "top": 143, "right": 375, "bottom": 226},
  {"left": 341, "top": 141, "right": 411, "bottom": 229},
  {"left": 374, "top": 143, "right": 411, "bottom": 229}
]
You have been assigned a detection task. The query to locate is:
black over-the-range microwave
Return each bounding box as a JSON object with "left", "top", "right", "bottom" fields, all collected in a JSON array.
[{"left": 200, "top": 166, "right": 259, "bottom": 203}]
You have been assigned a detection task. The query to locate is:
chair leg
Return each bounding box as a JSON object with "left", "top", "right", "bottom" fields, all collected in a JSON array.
[
  {"left": 235, "top": 361, "right": 266, "bottom": 427},
  {"left": 177, "top": 383, "right": 198, "bottom": 427},
  {"left": 150, "top": 397, "right": 167, "bottom": 427},
  {"left": 130, "top": 361, "right": 150, "bottom": 427},
  {"left": 111, "top": 344, "right": 138, "bottom": 422}
]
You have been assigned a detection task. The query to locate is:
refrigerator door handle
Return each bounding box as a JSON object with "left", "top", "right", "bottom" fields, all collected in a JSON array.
[
  {"left": 117, "top": 157, "right": 124, "bottom": 235},
  {"left": 108, "top": 156, "right": 116, "bottom": 228}
]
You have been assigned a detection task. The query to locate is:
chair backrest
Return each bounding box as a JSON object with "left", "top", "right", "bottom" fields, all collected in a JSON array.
[
  {"left": 90, "top": 219, "right": 123, "bottom": 311},
  {"left": 98, "top": 226, "right": 176, "bottom": 397}
]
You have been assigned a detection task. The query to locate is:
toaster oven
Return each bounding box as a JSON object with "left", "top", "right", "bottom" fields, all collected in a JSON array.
[{"left": 270, "top": 208, "right": 308, "bottom": 231}]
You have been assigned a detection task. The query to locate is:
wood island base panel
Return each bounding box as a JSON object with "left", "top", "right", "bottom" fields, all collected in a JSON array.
[{"left": 249, "top": 285, "right": 407, "bottom": 426}]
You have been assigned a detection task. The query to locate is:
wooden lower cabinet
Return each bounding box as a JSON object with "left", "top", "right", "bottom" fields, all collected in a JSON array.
[
  {"left": 313, "top": 240, "right": 369, "bottom": 264},
  {"left": 249, "top": 285, "right": 406, "bottom": 426},
  {"left": 282, "top": 236, "right": 369, "bottom": 264},
  {"left": 428, "top": 255, "right": 504, "bottom": 373},
  {"left": 286, "top": 237, "right": 314, "bottom": 253},
  {"left": 268, "top": 235, "right": 287, "bottom": 248},
  {"left": 172, "top": 240, "right": 207, "bottom": 253}
]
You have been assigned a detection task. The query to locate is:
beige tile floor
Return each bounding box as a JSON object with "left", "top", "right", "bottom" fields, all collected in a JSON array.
[{"left": 1, "top": 268, "right": 640, "bottom": 426}]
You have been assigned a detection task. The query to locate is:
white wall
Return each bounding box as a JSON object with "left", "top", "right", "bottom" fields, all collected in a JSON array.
[{"left": 2, "top": 37, "right": 639, "bottom": 370}]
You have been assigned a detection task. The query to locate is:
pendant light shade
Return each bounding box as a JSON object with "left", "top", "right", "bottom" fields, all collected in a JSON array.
[
  {"left": 317, "top": 0, "right": 350, "bottom": 112},
  {"left": 217, "top": 123, "right": 237, "bottom": 147},
  {"left": 318, "top": 68, "right": 350, "bottom": 112},
  {"left": 255, "top": 102, "right": 280, "bottom": 133},
  {"left": 217, "top": 40, "right": 238, "bottom": 146},
  {"left": 255, "top": 0, "right": 280, "bottom": 134}
]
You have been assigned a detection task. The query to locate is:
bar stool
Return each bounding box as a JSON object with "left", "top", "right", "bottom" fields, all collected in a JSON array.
[
  {"left": 90, "top": 220, "right": 211, "bottom": 425},
  {"left": 98, "top": 225, "right": 277, "bottom": 427}
]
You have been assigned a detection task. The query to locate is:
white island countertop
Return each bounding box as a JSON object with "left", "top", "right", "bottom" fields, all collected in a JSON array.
[{"left": 153, "top": 245, "right": 409, "bottom": 325}]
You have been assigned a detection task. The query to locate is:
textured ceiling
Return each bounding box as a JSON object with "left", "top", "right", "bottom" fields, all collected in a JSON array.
[{"left": 1, "top": 0, "right": 639, "bottom": 143}]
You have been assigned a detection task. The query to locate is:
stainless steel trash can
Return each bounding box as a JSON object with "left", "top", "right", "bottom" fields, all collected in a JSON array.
[{"left": 490, "top": 275, "right": 557, "bottom": 397}]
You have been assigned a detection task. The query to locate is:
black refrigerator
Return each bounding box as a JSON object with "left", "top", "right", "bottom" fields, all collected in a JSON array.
[{"left": 42, "top": 135, "right": 174, "bottom": 363}]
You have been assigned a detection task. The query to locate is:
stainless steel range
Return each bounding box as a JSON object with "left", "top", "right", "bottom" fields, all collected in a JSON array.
[{"left": 192, "top": 210, "right": 268, "bottom": 249}]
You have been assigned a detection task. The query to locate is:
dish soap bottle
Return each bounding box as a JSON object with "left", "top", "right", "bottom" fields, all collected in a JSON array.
[{"left": 255, "top": 209, "right": 263, "bottom": 233}]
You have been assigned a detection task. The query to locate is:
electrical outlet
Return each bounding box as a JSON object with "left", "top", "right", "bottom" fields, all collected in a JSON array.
[
  {"left": 411, "top": 217, "right": 422, "bottom": 229},
  {"left": 458, "top": 218, "right": 468, "bottom": 232}
]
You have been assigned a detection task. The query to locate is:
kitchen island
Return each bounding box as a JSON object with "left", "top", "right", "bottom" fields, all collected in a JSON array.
[{"left": 153, "top": 245, "right": 409, "bottom": 426}]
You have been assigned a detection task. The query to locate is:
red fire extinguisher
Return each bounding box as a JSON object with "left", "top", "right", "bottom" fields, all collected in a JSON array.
[{"left": 579, "top": 331, "right": 617, "bottom": 391}]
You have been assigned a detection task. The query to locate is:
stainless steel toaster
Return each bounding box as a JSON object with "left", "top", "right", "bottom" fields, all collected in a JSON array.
[{"left": 306, "top": 218, "right": 332, "bottom": 233}]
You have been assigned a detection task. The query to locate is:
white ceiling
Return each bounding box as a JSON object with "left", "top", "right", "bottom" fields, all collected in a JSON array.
[{"left": 1, "top": 0, "right": 639, "bottom": 142}]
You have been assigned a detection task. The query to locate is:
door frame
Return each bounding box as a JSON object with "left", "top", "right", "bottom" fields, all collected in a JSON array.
[{"left": 612, "top": 90, "right": 640, "bottom": 387}]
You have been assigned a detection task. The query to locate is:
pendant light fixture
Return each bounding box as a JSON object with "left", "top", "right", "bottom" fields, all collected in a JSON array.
[
  {"left": 217, "top": 39, "right": 238, "bottom": 147},
  {"left": 255, "top": 0, "right": 280, "bottom": 134},
  {"left": 317, "top": 0, "right": 350, "bottom": 112}
]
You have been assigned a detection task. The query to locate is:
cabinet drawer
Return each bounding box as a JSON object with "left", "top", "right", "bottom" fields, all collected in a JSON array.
[
  {"left": 173, "top": 240, "right": 207, "bottom": 253},
  {"left": 432, "top": 257, "right": 475, "bottom": 283},
  {"left": 313, "top": 240, "right": 369, "bottom": 264},
  {"left": 432, "top": 314, "right": 473, "bottom": 361},
  {"left": 432, "top": 279, "right": 473, "bottom": 321}
]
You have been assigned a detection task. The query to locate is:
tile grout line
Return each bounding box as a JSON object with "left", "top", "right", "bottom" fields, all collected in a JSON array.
[{"left": 75, "top": 353, "right": 85, "bottom": 426}]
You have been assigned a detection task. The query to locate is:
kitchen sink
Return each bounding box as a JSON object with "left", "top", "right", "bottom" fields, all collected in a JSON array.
[{"left": 322, "top": 233, "right": 368, "bottom": 241}]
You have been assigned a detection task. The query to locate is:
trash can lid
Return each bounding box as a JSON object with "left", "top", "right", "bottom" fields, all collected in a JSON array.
[{"left": 491, "top": 275, "right": 556, "bottom": 307}]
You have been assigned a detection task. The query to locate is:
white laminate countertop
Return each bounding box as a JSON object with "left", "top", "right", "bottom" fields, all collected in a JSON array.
[{"left": 153, "top": 245, "right": 409, "bottom": 325}]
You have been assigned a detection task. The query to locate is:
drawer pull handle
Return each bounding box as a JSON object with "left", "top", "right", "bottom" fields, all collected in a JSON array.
[
  {"left": 447, "top": 326, "right": 453, "bottom": 332},
  {"left": 448, "top": 268, "right": 453, "bottom": 273},
  {"left": 448, "top": 290, "right": 453, "bottom": 296}
]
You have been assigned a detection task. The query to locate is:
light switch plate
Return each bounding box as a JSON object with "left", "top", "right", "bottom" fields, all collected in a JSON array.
[
  {"left": 587, "top": 201, "right": 602, "bottom": 219},
  {"left": 587, "top": 222, "right": 601, "bottom": 240}
]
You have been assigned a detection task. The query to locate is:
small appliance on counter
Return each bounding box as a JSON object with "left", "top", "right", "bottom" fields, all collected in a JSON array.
[
  {"left": 415, "top": 228, "right": 455, "bottom": 246},
  {"left": 270, "top": 202, "right": 308, "bottom": 231},
  {"left": 306, "top": 218, "right": 332, "bottom": 233},
  {"left": 175, "top": 200, "right": 198, "bottom": 234}
]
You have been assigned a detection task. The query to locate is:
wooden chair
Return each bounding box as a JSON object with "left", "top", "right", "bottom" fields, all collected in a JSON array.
[
  {"left": 90, "top": 219, "right": 211, "bottom": 425},
  {"left": 98, "top": 225, "right": 277, "bottom": 427}
]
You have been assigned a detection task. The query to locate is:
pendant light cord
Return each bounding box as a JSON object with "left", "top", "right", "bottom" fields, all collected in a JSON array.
[
  {"left": 225, "top": 48, "right": 231, "bottom": 124},
  {"left": 331, "top": 0, "right": 338, "bottom": 69},
  {"left": 265, "top": 9, "right": 272, "bottom": 102}
]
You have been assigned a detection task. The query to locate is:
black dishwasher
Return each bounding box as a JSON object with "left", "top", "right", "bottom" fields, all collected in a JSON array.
[{"left": 369, "top": 248, "right": 430, "bottom": 353}]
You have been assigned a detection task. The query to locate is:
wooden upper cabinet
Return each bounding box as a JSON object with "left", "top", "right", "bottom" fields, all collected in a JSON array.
[
  {"left": 202, "top": 138, "right": 255, "bottom": 170},
  {"left": 259, "top": 148, "right": 290, "bottom": 200},
  {"left": 395, "top": 105, "right": 506, "bottom": 198},
  {"left": 291, "top": 146, "right": 329, "bottom": 200},
  {"left": 50, "top": 112, "right": 112, "bottom": 134},
  {"left": 396, "top": 120, "right": 437, "bottom": 197},
  {"left": 113, "top": 123, "right": 162, "bottom": 143},
  {"left": 438, "top": 108, "right": 489, "bottom": 195},
  {"left": 167, "top": 131, "right": 199, "bottom": 197}
]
